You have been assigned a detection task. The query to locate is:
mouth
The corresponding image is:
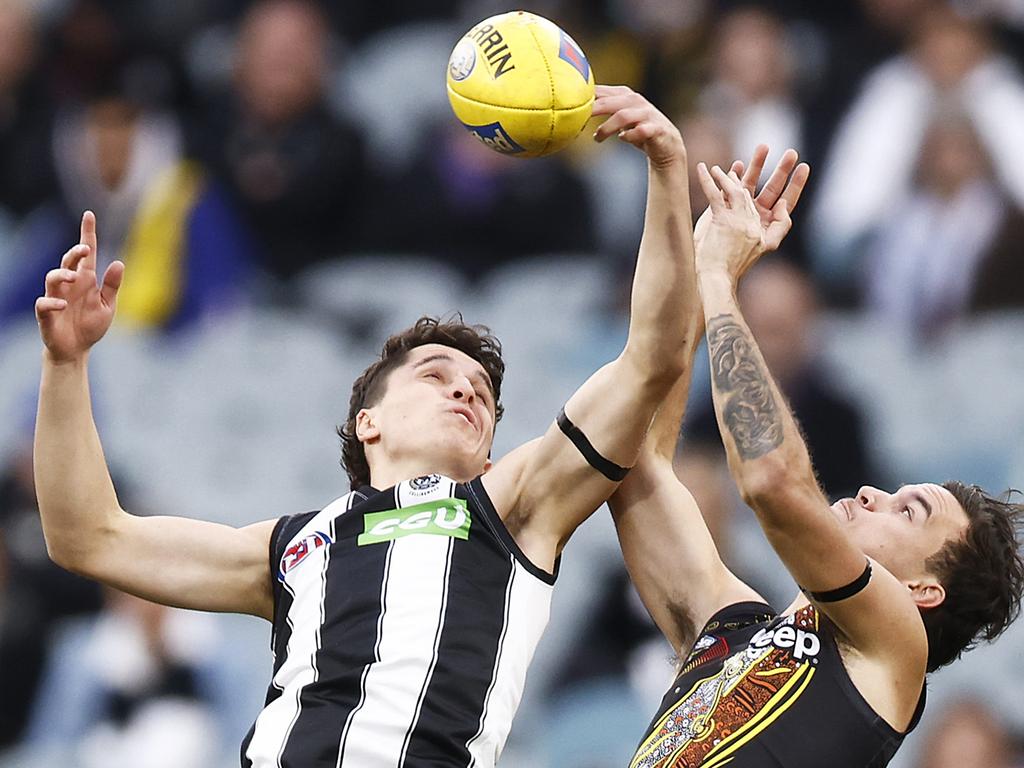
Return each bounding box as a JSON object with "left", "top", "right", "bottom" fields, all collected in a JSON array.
[
  {"left": 833, "top": 498, "right": 854, "bottom": 521},
  {"left": 449, "top": 406, "right": 476, "bottom": 430}
]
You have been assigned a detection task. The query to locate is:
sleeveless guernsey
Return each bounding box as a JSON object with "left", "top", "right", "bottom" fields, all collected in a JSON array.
[
  {"left": 241, "top": 474, "right": 555, "bottom": 768},
  {"left": 630, "top": 602, "right": 924, "bottom": 768}
]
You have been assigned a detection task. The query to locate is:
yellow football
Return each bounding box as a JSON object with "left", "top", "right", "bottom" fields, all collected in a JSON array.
[{"left": 446, "top": 11, "right": 596, "bottom": 158}]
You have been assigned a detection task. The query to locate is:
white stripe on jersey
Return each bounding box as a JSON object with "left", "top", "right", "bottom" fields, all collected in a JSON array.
[
  {"left": 398, "top": 536, "right": 454, "bottom": 765},
  {"left": 468, "top": 560, "right": 553, "bottom": 767},
  {"left": 337, "top": 479, "right": 458, "bottom": 765},
  {"left": 245, "top": 493, "right": 355, "bottom": 768},
  {"left": 335, "top": 533, "right": 394, "bottom": 766}
]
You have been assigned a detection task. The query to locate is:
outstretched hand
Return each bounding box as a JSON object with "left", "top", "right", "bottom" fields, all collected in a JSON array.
[
  {"left": 36, "top": 211, "right": 124, "bottom": 363},
  {"left": 591, "top": 85, "right": 685, "bottom": 170},
  {"left": 694, "top": 145, "right": 810, "bottom": 257},
  {"left": 693, "top": 164, "right": 764, "bottom": 280}
]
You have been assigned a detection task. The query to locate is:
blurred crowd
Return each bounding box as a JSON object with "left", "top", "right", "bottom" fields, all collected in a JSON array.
[{"left": 1, "top": 0, "right": 1023, "bottom": 766}]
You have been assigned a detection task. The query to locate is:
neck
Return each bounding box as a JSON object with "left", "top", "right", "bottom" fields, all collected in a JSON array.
[{"left": 367, "top": 457, "right": 476, "bottom": 491}]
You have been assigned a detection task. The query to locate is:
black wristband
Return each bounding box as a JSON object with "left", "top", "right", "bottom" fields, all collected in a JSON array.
[
  {"left": 556, "top": 408, "right": 630, "bottom": 482},
  {"left": 802, "top": 561, "right": 873, "bottom": 603}
]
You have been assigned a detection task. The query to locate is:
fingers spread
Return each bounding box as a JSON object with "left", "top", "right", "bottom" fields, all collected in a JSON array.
[
  {"left": 697, "top": 162, "right": 725, "bottom": 209},
  {"left": 100, "top": 260, "right": 125, "bottom": 307},
  {"left": 710, "top": 165, "right": 745, "bottom": 206},
  {"left": 763, "top": 199, "right": 794, "bottom": 252},
  {"left": 756, "top": 148, "right": 798, "bottom": 209},
  {"left": 742, "top": 145, "right": 770, "bottom": 194},
  {"left": 780, "top": 162, "right": 811, "bottom": 212}
]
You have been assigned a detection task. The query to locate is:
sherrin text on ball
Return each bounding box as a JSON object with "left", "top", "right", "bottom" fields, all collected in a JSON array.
[{"left": 446, "top": 11, "right": 596, "bottom": 158}]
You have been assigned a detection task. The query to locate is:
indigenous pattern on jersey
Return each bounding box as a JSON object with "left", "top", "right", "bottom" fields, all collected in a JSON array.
[
  {"left": 631, "top": 602, "right": 922, "bottom": 768},
  {"left": 240, "top": 475, "right": 555, "bottom": 768}
]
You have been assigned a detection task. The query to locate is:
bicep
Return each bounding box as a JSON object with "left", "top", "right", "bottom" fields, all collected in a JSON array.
[
  {"left": 610, "top": 459, "right": 760, "bottom": 653},
  {"left": 510, "top": 358, "right": 665, "bottom": 546},
  {"left": 76, "top": 513, "right": 277, "bottom": 620}
]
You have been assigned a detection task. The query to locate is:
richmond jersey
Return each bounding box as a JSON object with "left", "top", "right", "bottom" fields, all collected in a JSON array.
[
  {"left": 241, "top": 474, "right": 555, "bottom": 768},
  {"left": 630, "top": 602, "right": 924, "bottom": 768}
]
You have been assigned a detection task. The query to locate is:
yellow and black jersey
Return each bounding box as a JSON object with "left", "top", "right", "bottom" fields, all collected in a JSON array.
[{"left": 630, "top": 602, "right": 924, "bottom": 768}]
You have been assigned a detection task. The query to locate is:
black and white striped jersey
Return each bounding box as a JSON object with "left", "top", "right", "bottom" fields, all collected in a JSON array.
[{"left": 241, "top": 474, "right": 556, "bottom": 768}]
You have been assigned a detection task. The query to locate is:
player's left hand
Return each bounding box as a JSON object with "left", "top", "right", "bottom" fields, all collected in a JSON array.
[
  {"left": 695, "top": 145, "right": 810, "bottom": 254},
  {"left": 693, "top": 164, "right": 764, "bottom": 281},
  {"left": 592, "top": 85, "right": 684, "bottom": 170}
]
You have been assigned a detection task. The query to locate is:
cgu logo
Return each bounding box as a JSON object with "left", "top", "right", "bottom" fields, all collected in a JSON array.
[
  {"left": 358, "top": 498, "right": 471, "bottom": 546},
  {"left": 749, "top": 623, "right": 821, "bottom": 660}
]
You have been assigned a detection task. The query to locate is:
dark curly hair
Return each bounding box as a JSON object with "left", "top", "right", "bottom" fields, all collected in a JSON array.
[
  {"left": 919, "top": 482, "right": 1024, "bottom": 671},
  {"left": 337, "top": 316, "right": 505, "bottom": 490}
]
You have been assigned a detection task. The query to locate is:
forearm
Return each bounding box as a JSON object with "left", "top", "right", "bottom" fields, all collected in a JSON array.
[
  {"left": 34, "top": 353, "right": 124, "bottom": 568},
  {"left": 697, "top": 269, "right": 817, "bottom": 500},
  {"left": 646, "top": 318, "right": 702, "bottom": 460},
  {"left": 622, "top": 160, "right": 697, "bottom": 382}
]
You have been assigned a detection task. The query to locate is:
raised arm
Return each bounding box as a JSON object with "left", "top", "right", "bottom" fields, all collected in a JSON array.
[
  {"left": 482, "top": 86, "right": 697, "bottom": 566},
  {"left": 609, "top": 148, "right": 803, "bottom": 653},
  {"left": 693, "top": 165, "right": 930, "bottom": 696},
  {"left": 34, "top": 212, "right": 276, "bottom": 619}
]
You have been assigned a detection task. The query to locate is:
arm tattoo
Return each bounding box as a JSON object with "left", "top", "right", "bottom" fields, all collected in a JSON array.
[{"left": 707, "top": 314, "right": 784, "bottom": 460}]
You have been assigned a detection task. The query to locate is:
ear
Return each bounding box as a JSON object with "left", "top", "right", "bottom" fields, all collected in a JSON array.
[
  {"left": 482, "top": 457, "right": 494, "bottom": 474},
  {"left": 907, "top": 579, "right": 946, "bottom": 610},
  {"left": 355, "top": 408, "right": 380, "bottom": 444}
]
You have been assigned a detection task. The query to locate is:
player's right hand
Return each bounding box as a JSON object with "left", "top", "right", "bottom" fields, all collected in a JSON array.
[
  {"left": 592, "top": 85, "right": 685, "bottom": 170},
  {"left": 36, "top": 211, "right": 124, "bottom": 363}
]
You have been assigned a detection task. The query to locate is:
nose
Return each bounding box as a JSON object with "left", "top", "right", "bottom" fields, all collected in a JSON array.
[
  {"left": 856, "top": 486, "right": 886, "bottom": 512},
  {"left": 450, "top": 375, "right": 475, "bottom": 403}
]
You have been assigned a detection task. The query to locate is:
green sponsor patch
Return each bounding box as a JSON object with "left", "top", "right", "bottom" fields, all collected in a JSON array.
[{"left": 358, "top": 498, "right": 471, "bottom": 546}]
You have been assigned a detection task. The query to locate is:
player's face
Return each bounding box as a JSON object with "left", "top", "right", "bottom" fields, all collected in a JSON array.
[
  {"left": 363, "top": 344, "right": 497, "bottom": 480},
  {"left": 830, "top": 483, "right": 969, "bottom": 587}
]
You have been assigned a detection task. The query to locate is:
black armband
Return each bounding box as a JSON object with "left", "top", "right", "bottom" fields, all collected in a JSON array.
[
  {"left": 801, "top": 561, "right": 873, "bottom": 603},
  {"left": 556, "top": 408, "right": 630, "bottom": 482}
]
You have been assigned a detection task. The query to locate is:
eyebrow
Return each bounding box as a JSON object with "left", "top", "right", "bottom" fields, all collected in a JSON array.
[
  {"left": 911, "top": 491, "right": 933, "bottom": 519},
  {"left": 413, "top": 353, "right": 452, "bottom": 369},
  {"left": 412, "top": 353, "right": 495, "bottom": 401}
]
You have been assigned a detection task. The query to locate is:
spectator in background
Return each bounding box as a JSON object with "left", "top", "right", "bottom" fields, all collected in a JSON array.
[
  {"left": 0, "top": 437, "right": 103, "bottom": 749},
  {"left": 700, "top": 7, "right": 803, "bottom": 181},
  {"left": 678, "top": 112, "right": 738, "bottom": 225},
  {"left": 864, "top": 110, "right": 1024, "bottom": 338},
  {"left": 23, "top": 588, "right": 221, "bottom": 768},
  {"left": 0, "top": 0, "right": 57, "bottom": 217},
  {"left": 809, "top": 5, "right": 1024, "bottom": 298},
  {"left": 688, "top": 257, "right": 873, "bottom": 500},
  {"left": 915, "top": 699, "right": 1018, "bottom": 768},
  {"left": 199, "top": 0, "right": 367, "bottom": 281},
  {"left": 0, "top": 53, "right": 252, "bottom": 330},
  {"left": 366, "top": 118, "right": 595, "bottom": 279}
]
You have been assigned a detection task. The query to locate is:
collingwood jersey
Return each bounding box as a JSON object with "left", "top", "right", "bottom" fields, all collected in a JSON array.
[
  {"left": 630, "top": 602, "right": 925, "bottom": 768},
  {"left": 241, "top": 474, "right": 555, "bottom": 768}
]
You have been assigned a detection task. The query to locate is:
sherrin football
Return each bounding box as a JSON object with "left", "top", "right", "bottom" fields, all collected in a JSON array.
[{"left": 446, "top": 11, "right": 595, "bottom": 158}]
